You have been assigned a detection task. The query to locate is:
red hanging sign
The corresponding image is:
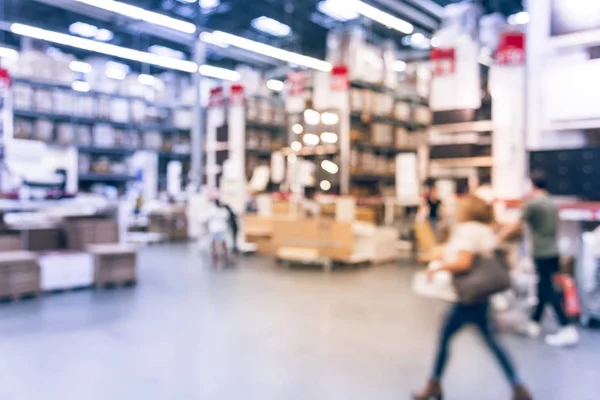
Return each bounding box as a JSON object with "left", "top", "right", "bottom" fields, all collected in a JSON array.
[
  {"left": 208, "top": 87, "right": 224, "bottom": 107},
  {"left": 330, "top": 64, "right": 349, "bottom": 91},
  {"left": 286, "top": 71, "right": 305, "bottom": 97},
  {"left": 430, "top": 48, "right": 455, "bottom": 77},
  {"left": 229, "top": 84, "right": 245, "bottom": 106},
  {"left": 0, "top": 68, "right": 11, "bottom": 90},
  {"left": 495, "top": 31, "right": 526, "bottom": 66}
]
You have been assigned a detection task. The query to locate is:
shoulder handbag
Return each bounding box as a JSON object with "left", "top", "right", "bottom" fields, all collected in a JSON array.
[{"left": 452, "top": 249, "right": 511, "bottom": 305}]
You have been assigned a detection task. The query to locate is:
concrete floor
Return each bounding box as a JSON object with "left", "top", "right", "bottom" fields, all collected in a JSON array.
[{"left": 0, "top": 244, "right": 598, "bottom": 400}]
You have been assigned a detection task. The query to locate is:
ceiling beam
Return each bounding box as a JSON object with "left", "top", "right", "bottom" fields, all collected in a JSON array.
[
  {"left": 371, "top": 0, "right": 440, "bottom": 31},
  {"left": 403, "top": 0, "right": 445, "bottom": 19}
]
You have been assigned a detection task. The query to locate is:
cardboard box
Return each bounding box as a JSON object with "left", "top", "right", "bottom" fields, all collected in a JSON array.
[
  {"left": 89, "top": 244, "right": 136, "bottom": 286},
  {"left": 19, "top": 227, "right": 63, "bottom": 252},
  {"left": 245, "top": 215, "right": 274, "bottom": 255},
  {"left": 0, "top": 234, "right": 21, "bottom": 252},
  {"left": 148, "top": 207, "right": 188, "bottom": 240},
  {"left": 0, "top": 251, "right": 41, "bottom": 297},
  {"left": 64, "top": 218, "right": 119, "bottom": 251}
]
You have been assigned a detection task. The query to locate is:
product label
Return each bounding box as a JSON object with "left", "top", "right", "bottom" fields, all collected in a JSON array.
[
  {"left": 430, "top": 48, "right": 455, "bottom": 76},
  {"left": 495, "top": 32, "right": 526, "bottom": 66},
  {"left": 330, "top": 64, "right": 349, "bottom": 91}
]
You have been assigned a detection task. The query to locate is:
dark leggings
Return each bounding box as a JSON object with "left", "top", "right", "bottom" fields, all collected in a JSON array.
[
  {"left": 532, "top": 257, "right": 570, "bottom": 326},
  {"left": 433, "top": 302, "right": 520, "bottom": 384}
]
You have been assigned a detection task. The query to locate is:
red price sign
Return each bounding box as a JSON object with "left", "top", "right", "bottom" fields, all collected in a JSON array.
[
  {"left": 330, "top": 64, "right": 349, "bottom": 91},
  {"left": 495, "top": 32, "right": 526, "bottom": 66},
  {"left": 208, "top": 87, "right": 224, "bottom": 107},
  {"left": 229, "top": 84, "right": 245, "bottom": 106},
  {"left": 430, "top": 48, "right": 456, "bottom": 77},
  {"left": 286, "top": 71, "right": 305, "bottom": 97},
  {"left": 0, "top": 68, "right": 10, "bottom": 90}
]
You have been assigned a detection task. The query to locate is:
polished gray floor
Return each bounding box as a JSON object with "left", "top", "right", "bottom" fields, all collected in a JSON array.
[{"left": 0, "top": 244, "right": 598, "bottom": 399}]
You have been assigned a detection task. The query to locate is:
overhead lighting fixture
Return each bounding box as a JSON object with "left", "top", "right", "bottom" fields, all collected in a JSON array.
[
  {"left": 200, "top": 32, "right": 229, "bottom": 48},
  {"left": 95, "top": 28, "right": 114, "bottom": 42},
  {"left": 0, "top": 46, "right": 19, "bottom": 60},
  {"left": 200, "top": 0, "right": 220, "bottom": 9},
  {"left": 292, "top": 123, "right": 304, "bottom": 134},
  {"left": 394, "top": 60, "right": 407, "bottom": 72},
  {"left": 317, "top": 0, "right": 359, "bottom": 22},
  {"left": 402, "top": 32, "right": 431, "bottom": 49},
  {"left": 321, "top": 159, "right": 339, "bottom": 174},
  {"left": 266, "top": 79, "right": 284, "bottom": 92},
  {"left": 198, "top": 64, "right": 240, "bottom": 81},
  {"left": 291, "top": 141, "right": 303, "bottom": 152},
  {"left": 138, "top": 74, "right": 156, "bottom": 86},
  {"left": 320, "top": 132, "right": 338, "bottom": 144},
  {"left": 10, "top": 23, "right": 198, "bottom": 73},
  {"left": 303, "top": 133, "right": 320, "bottom": 146},
  {"left": 320, "top": 180, "right": 332, "bottom": 191},
  {"left": 211, "top": 31, "right": 332, "bottom": 72},
  {"left": 351, "top": 0, "right": 414, "bottom": 34},
  {"left": 148, "top": 45, "right": 186, "bottom": 60},
  {"left": 508, "top": 11, "right": 529, "bottom": 25},
  {"left": 430, "top": 37, "right": 441, "bottom": 48},
  {"left": 304, "top": 109, "right": 321, "bottom": 125},
  {"left": 69, "top": 60, "right": 92, "bottom": 74},
  {"left": 105, "top": 61, "right": 129, "bottom": 80},
  {"left": 321, "top": 112, "right": 339, "bottom": 125},
  {"left": 69, "top": 22, "right": 98, "bottom": 38},
  {"left": 75, "top": 0, "right": 197, "bottom": 34},
  {"left": 72, "top": 80, "right": 91, "bottom": 92},
  {"left": 251, "top": 16, "right": 292, "bottom": 37}
]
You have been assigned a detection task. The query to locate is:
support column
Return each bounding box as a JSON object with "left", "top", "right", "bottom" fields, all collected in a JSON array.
[{"left": 191, "top": 39, "right": 206, "bottom": 191}]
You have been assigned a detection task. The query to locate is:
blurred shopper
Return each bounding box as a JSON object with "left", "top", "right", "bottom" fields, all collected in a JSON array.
[
  {"left": 499, "top": 171, "right": 579, "bottom": 347},
  {"left": 414, "top": 195, "right": 532, "bottom": 400},
  {"left": 425, "top": 185, "right": 443, "bottom": 241},
  {"left": 208, "top": 199, "right": 237, "bottom": 267}
]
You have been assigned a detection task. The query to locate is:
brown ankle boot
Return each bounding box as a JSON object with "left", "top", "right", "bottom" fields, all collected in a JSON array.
[
  {"left": 413, "top": 379, "right": 443, "bottom": 400},
  {"left": 513, "top": 384, "right": 533, "bottom": 400}
]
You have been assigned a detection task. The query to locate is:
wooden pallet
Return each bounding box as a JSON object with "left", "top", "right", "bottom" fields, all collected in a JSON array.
[
  {"left": 95, "top": 280, "right": 137, "bottom": 290},
  {"left": 0, "top": 291, "right": 42, "bottom": 303},
  {"left": 45, "top": 286, "right": 92, "bottom": 295}
]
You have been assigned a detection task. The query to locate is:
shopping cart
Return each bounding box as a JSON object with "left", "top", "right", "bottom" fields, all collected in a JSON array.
[{"left": 576, "top": 232, "right": 600, "bottom": 326}]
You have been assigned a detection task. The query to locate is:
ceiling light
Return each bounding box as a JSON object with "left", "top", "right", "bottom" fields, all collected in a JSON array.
[
  {"left": 75, "top": 0, "right": 196, "bottom": 34},
  {"left": 11, "top": 23, "right": 198, "bottom": 73},
  {"left": 95, "top": 28, "right": 114, "bottom": 42},
  {"left": 69, "top": 21, "right": 98, "bottom": 38},
  {"left": 403, "top": 33, "right": 431, "bottom": 49},
  {"left": 138, "top": 74, "right": 156, "bottom": 85},
  {"left": 304, "top": 109, "right": 321, "bottom": 125},
  {"left": 0, "top": 46, "right": 19, "bottom": 60},
  {"left": 394, "top": 60, "right": 407, "bottom": 72},
  {"left": 266, "top": 79, "right": 284, "bottom": 92},
  {"left": 430, "top": 37, "right": 441, "bottom": 47},
  {"left": 320, "top": 132, "right": 338, "bottom": 144},
  {"left": 69, "top": 60, "right": 92, "bottom": 74},
  {"left": 200, "top": 0, "right": 220, "bottom": 9},
  {"left": 321, "top": 159, "right": 338, "bottom": 174},
  {"left": 292, "top": 123, "right": 303, "bottom": 134},
  {"left": 321, "top": 112, "right": 339, "bottom": 125},
  {"left": 351, "top": 0, "right": 414, "bottom": 34},
  {"left": 148, "top": 45, "right": 186, "bottom": 60},
  {"left": 72, "top": 81, "right": 91, "bottom": 92},
  {"left": 320, "top": 180, "right": 331, "bottom": 191},
  {"left": 291, "top": 141, "right": 303, "bottom": 152},
  {"left": 251, "top": 16, "right": 292, "bottom": 37},
  {"left": 200, "top": 32, "right": 229, "bottom": 48},
  {"left": 211, "top": 31, "right": 332, "bottom": 72},
  {"left": 198, "top": 64, "right": 240, "bottom": 81},
  {"left": 317, "top": 0, "right": 359, "bottom": 22},
  {"left": 105, "top": 61, "right": 129, "bottom": 80},
  {"left": 303, "top": 133, "right": 320, "bottom": 146},
  {"left": 508, "top": 11, "right": 529, "bottom": 25}
]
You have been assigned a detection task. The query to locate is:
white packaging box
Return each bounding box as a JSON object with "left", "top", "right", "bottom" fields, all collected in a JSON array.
[
  {"left": 34, "top": 89, "right": 53, "bottom": 112},
  {"left": 39, "top": 252, "right": 94, "bottom": 291},
  {"left": 93, "top": 124, "right": 116, "bottom": 147},
  {"left": 77, "top": 95, "right": 96, "bottom": 118},
  {"left": 97, "top": 96, "right": 112, "bottom": 120},
  {"left": 394, "top": 102, "right": 412, "bottom": 121},
  {"left": 131, "top": 100, "right": 146, "bottom": 123},
  {"left": 54, "top": 89, "right": 74, "bottom": 115},
  {"left": 34, "top": 119, "right": 54, "bottom": 142},
  {"left": 56, "top": 123, "right": 74, "bottom": 145},
  {"left": 110, "top": 98, "right": 130, "bottom": 123},
  {"left": 13, "top": 84, "right": 34, "bottom": 110},
  {"left": 173, "top": 109, "right": 192, "bottom": 129}
]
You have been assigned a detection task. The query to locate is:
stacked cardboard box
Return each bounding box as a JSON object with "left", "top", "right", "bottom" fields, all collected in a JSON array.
[
  {"left": 148, "top": 206, "right": 188, "bottom": 240},
  {"left": 64, "top": 218, "right": 119, "bottom": 251},
  {"left": 20, "top": 227, "right": 62, "bottom": 252},
  {"left": 0, "top": 252, "right": 41, "bottom": 298},
  {"left": 89, "top": 244, "right": 136, "bottom": 287},
  {"left": 0, "top": 233, "right": 21, "bottom": 252}
]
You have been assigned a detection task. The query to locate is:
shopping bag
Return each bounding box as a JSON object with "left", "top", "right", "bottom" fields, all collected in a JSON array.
[
  {"left": 412, "top": 269, "right": 457, "bottom": 302},
  {"left": 555, "top": 274, "right": 581, "bottom": 317},
  {"left": 453, "top": 249, "right": 511, "bottom": 304}
]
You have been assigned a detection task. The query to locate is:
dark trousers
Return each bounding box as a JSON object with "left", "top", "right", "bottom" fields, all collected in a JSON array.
[
  {"left": 433, "top": 302, "right": 519, "bottom": 384},
  {"left": 532, "top": 256, "right": 570, "bottom": 326}
]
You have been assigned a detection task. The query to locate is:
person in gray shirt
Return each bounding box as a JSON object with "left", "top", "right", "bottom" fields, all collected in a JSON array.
[{"left": 499, "top": 171, "right": 579, "bottom": 347}]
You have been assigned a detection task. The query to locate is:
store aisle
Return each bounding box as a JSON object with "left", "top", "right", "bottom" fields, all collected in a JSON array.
[{"left": 0, "top": 244, "right": 597, "bottom": 400}]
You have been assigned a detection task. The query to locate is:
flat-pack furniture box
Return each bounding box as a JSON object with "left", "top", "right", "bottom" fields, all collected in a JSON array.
[
  {"left": 19, "top": 227, "right": 63, "bottom": 252},
  {"left": 0, "top": 251, "right": 41, "bottom": 298},
  {"left": 89, "top": 244, "right": 137, "bottom": 287},
  {"left": 64, "top": 218, "right": 119, "bottom": 251},
  {"left": 39, "top": 251, "right": 94, "bottom": 291},
  {"left": 0, "top": 233, "right": 22, "bottom": 252},
  {"left": 245, "top": 215, "right": 274, "bottom": 255},
  {"left": 148, "top": 206, "right": 188, "bottom": 240}
]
